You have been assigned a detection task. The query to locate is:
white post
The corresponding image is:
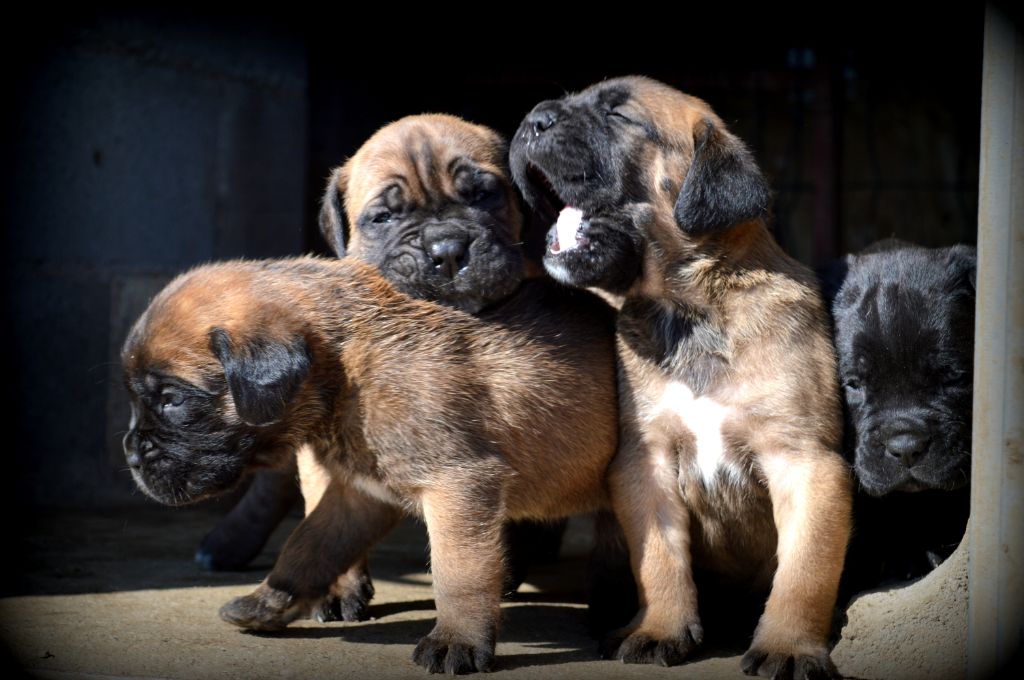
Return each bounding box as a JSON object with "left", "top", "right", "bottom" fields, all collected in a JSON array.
[{"left": 968, "top": 5, "right": 1024, "bottom": 679}]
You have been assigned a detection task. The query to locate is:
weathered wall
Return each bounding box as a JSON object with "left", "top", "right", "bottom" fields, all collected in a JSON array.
[{"left": 4, "top": 14, "right": 307, "bottom": 506}]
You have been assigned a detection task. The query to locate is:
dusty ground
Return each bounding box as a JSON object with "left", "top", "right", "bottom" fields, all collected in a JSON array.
[{"left": 0, "top": 504, "right": 969, "bottom": 680}]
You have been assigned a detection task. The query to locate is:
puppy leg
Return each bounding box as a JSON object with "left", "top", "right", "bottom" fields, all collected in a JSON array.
[
  {"left": 742, "top": 452, "right": 851, "bottom": 680},
  {"left": 194, "top": 459, "right": 300, "bottom": 571},
  {"left": 586, "top": 509, "right": 638, "bottom": 636},
  {"left": 605, "top": 436, "right": 703, "bottom": 666},
  {"left": 220, "top": 479, "right": 400, "bottom": 631},
  {"left": 412, "top": 483, "right": 505, "bottom": 674},
  {"left": 502, "top": 518, "right": 567, "bottom": 596},
  {"left": 295, "top": 446, "right": 376, "bottom": 622}
]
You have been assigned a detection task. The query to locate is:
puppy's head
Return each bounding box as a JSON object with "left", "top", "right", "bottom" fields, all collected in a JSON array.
[
  {"left": 121, "top": 266, "right": 312, "bottom": 505},
  {"left": 320, "top": 114, "right": 524, "bottom": 313},
  {"left": 832, "top": 243, "right": 976, "bottom": 496},
  {"left": 510, "top": 76, "right": 770, "bottom": 293}
]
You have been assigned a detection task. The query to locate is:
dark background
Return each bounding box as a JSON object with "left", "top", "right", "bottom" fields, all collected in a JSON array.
[{"left": 2, "top": 7, "right": 985, "bottom": 509}]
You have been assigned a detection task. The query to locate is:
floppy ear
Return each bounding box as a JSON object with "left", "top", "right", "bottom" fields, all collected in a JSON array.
[
  {"left": 208, "top": 327, "right": 311, "bottom": 427},
  {"left": 674, "top": 119, "right": 771, "bottom": 235},
  {"left": 944, "top": 244, "right": 977, "bottom": 294},
  {"left": 318, "top": 165, "right": 350, "bottom": 257}
]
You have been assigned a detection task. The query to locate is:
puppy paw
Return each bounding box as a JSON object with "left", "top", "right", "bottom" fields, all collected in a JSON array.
[
  {"left": 603, "top": 624, "right": 703, "bottom": 666},
  {"left": 313, "top": 573, "right": 375, "bottom": 623},
  {"left": 412, "top": 629, "right": 494, "bottom": 674},
  {"left": 219, "top": 584, "right": 306, "bottom": 631},
  {"left": 740, "top": 647, "right": 840, "bottom": 680}
]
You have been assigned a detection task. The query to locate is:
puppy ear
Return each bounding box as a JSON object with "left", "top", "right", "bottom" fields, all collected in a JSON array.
[
  {"left": 674, "top": 119, "right": 771, "bottom": 234},
  {"left": 944, "top": 244, "right": 977, "bottom": 294},
  {"left": 318, "top": 165, "right": 350, "bottom": 257},
  {"left": 208, "top": 327, "right": 311, "bottom": 427}
]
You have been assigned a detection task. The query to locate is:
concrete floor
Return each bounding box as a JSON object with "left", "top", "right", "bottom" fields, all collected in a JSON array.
[
  {"left": 0, "top": 506, "right": 752, "bottom": 680},
  {"left": 0, "top": 504, "right": 970, "bottom": 680}
]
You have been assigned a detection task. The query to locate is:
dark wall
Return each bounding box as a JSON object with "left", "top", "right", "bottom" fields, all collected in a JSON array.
[
  {"left": 4, "top": 13, "right": 308, "bottom": 506},
  {"left": 4, "top": 8, "right": 984, "bottom": 507}
]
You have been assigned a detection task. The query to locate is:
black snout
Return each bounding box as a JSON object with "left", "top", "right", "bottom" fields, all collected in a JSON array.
[
  {"left": 422, "top": 226, "right": 471, "bottom": 279},
  {"left": 124, "top": 430, "right": 156, "bottom": 469},
  {"left": 525, "top": 102, "right": 559, "bottom": 135},
  {"left": 884, "top": 430, "right": 931, "bottom": 467}
]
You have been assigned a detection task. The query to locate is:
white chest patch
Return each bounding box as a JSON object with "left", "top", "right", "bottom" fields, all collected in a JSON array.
[{"left": 653, "top": 381, "right": 734, "bottom": 486}]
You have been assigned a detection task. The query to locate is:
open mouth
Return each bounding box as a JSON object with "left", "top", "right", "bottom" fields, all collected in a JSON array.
[
  {"left": 525, "top": 164, "right": 588, "bottom": 255},
  {"left": 525, "top": 164, "right": 566, "bottom": 223}
]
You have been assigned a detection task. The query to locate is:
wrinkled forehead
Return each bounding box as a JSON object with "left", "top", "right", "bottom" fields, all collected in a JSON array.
[
  {"left": 574, "top": 76, "right": 715, "bottom": 145},
  {"left": 344, "top": 117, "right": 507, "bottom": 212}
]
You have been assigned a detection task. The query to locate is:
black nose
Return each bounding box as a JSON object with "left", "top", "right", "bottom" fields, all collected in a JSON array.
[
  {"left": 885, "top": 431, "right": 930, "bottom": 467},
  {"left": 124, "top": 431, "right": 154, "bottom": 469},
  {"left": 525, "top": 103, "right": 559, "bottom": 135},
  {"left": 428, "top": 238, "right": 468, "bottom": 279}
]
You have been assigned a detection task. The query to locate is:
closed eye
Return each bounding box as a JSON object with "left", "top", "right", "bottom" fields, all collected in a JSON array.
[
  {"left": 606, "top": 108, "right": 634, "bottom": 123},
  {"left": 843, "top": 377, "right": 863, "bottom": 391},
  {"left": 471, "top": 186, "right": 500, "bottom": 206}
]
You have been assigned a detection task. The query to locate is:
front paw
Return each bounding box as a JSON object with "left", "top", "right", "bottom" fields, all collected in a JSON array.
[
  {"left": 313, "top": 572, "right": 375, "bottom": 623},
  {"left": 602, "top": 623, "right": 703, "bottom": 666},
  {"left": 741, "top": 646, "right": 839, "bottom": 680},
  {"left": 219, "top": 583, "right": 306, "bottom": 631},
  {"left": 412, "top": 627, "right": 495, "bottom": 674}
]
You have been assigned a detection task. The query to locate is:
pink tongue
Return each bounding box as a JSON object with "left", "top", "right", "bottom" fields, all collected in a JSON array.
[{"left": 553, "top": 206, "right": 584, "bottom": 252}]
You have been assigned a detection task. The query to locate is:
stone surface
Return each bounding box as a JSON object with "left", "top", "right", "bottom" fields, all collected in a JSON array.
[
  {"left": 0, "top": 507, "right": 972, "bottom": 680},
  {"left": 834, "top": 538, "right": 968, "bottom": 680}
]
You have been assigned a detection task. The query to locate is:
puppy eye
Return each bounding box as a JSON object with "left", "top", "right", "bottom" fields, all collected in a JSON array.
[
  {"left": 160, "top": 391, "right": 186, "bottom": 410},
  {"left": 843, "top": 377, "right": 863, "bottom": 391},
  {"left": 371, "top": 211, "right": 394, "bottom": 225},
  {"left": 606, "top": 107, "right": 633, "bottom": 122},
  {"left": 472, "top": 187, "right": 499, "bottom": 205}
]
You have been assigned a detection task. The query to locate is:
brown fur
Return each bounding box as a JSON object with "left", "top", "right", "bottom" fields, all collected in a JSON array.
[
  {"left": 200, "top": 114, "right": 563, "bottom": 601},
  {"left": 328, "top": 113, "right": 521, "bottom": 255},
  {"left": 309, "top": 114, "right": 595, "bottom": 621},
  {"left": 511, "top": 77, "right": 851, "bottom": 678},
  {"left": 122, "top": 256, "right": 617, "bottom": 673}
]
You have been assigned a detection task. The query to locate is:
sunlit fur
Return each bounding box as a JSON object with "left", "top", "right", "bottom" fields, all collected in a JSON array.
[
  {"left": 511, "top": 76, "right": 851, "bottom": 679},
  {"left": 122, "top": 256, "right": 617, "bottom": 673}
]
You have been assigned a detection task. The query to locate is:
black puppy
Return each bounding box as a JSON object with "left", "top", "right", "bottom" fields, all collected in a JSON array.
[{"left": 829, "top": 240, "right": 975, "bottom": 588}]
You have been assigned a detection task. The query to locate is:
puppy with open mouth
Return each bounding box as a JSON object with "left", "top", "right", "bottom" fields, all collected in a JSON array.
[{"left": 511, "top": 76, "right": 852, "bottom": 679}]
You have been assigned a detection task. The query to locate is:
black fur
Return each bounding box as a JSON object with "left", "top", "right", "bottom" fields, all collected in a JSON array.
[
  {"left": 122, "top": 370, "right": 256, "bottom": 507},
  {"left": 510, "top": 78, "right": 768, "bottom": 293},
  {"left": 674, "top": 120, "right": 770, "bottom": 234},
  {"left": 208, "top": 327, "right": 312, "bottom": 428},
  {"left": 829, "top": 240, "right": 975, "bottom": 590},
  {"left": 618, "top": 296, "right": 727, "bottom": 396},
  {"left": 509, "top": 82, "right": 653, "bottom": 293},
  {"left": 831, "top": 241, "right": 975, "bottom": 496}
]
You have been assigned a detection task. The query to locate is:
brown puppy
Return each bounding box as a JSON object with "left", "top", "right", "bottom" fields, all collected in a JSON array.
[
  {"left": 197, "top": 115, "right": 540, "bottom": 593},
  {"left": 314, "top": 114, "right": 579, "bottom": 611},
  {"left": 122, "top": 257, "right": 617, "bottom": 674},
  {"left": 510, "top": 76, "right": 852, "bottom": 679},
  {"left": 320, "top": 113, "right": 526, "bottom": 313}
]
